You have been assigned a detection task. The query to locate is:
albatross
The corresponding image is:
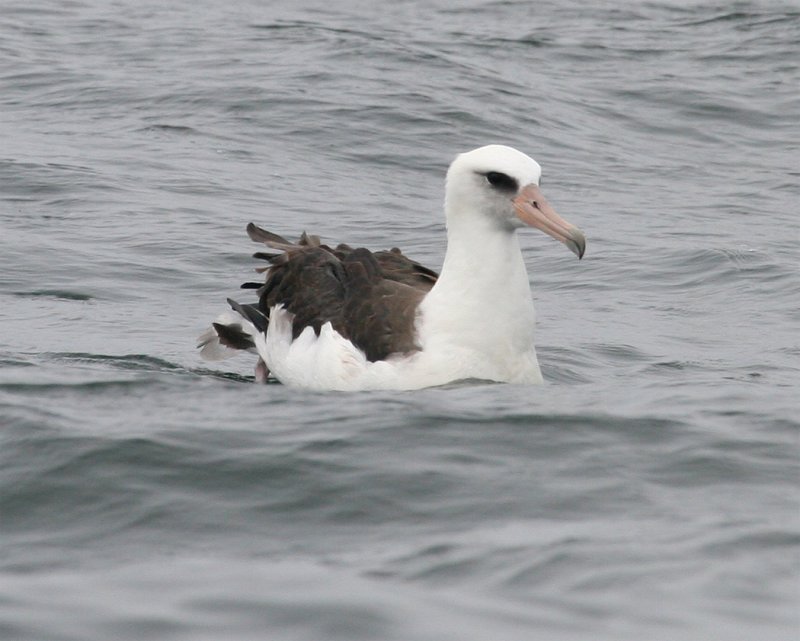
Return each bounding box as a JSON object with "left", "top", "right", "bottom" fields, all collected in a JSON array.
[{"left": 198, "top": 144, "right": 586, "bottom": 390}]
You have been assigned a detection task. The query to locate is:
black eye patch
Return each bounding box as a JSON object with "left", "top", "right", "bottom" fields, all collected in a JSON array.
[{"left": 485, "top": 171, "right": 518, "bottom": 192}]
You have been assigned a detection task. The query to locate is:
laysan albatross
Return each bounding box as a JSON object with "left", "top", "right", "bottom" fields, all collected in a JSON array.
[{"left": 198, "top": 144, "right": 586, "bottom": 390}]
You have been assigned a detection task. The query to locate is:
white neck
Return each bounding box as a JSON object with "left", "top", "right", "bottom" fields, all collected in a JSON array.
[{"left": 416, "top": 207, "right": 541, "bottom": 383}]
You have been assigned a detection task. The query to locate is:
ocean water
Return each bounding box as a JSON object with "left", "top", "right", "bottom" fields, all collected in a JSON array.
[{"left": 1, "top": 0, "right": 798, "bottom": 639}]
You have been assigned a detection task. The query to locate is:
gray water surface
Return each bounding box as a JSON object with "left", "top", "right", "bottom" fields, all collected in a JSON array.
[{"left": 1, "top": 1, "right": 799, "bottom": 639}]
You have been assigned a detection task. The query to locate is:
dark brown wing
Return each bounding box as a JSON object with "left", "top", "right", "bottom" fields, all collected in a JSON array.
[
  {"left": 261, "top": 246, "right": 347, "bottom": 339},
  {"left": 373, "top": 248, "right": 438, "bottom": 291},
  {"left": 340, "top": 249, "right": 428, "bottom": 361},
  {"left": 239, "top": 223, "right": 438, "bottom": 362}
]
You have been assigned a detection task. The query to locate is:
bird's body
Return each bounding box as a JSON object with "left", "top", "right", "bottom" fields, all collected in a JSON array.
[{"left": 198, "top": 145, "right": 585, "bottom": 390}]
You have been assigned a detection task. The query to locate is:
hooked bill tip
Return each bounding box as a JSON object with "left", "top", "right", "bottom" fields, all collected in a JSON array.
[{"left": 567, "top": 228, "right": 586, "bottom": 259}]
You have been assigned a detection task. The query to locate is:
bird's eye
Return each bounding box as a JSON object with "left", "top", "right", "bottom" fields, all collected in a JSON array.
[{"left": 485, "top": 171, "right": 518, "bottom": 191}]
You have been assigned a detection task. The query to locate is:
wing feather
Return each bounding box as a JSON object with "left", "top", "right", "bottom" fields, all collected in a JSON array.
[{"left": 206, "top": 223, "right": 439, "bottom": 364}]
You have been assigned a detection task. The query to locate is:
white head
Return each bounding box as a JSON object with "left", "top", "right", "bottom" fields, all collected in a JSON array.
[{"left": 445, "top": 144, "right": 585, "bottom": 258}]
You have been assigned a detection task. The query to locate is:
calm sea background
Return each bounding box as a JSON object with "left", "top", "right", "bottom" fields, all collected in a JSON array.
[{"left": 1, "top": 0, "right": 798, "bottom": 639}]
